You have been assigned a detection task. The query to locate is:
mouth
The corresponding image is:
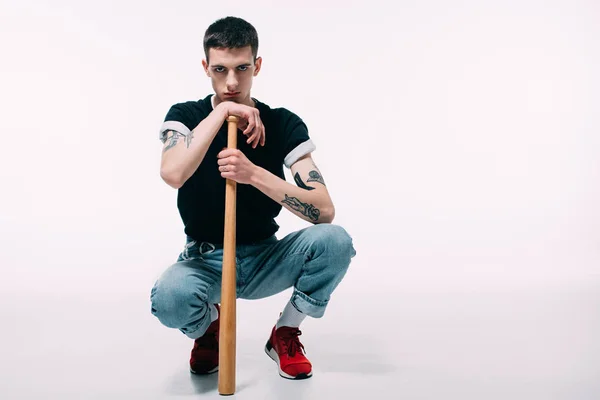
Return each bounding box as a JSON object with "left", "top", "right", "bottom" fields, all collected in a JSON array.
[{"left": 224, "top": 92, "right": 240, "bottom": 97}]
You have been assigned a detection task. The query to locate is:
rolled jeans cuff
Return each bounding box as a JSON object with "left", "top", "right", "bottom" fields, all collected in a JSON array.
[
  {"left": 291, "top": 288, "right": 328, "bottom": 318},
  {"left": 181, "top": 318, "right": 211, "bottom": 339}
]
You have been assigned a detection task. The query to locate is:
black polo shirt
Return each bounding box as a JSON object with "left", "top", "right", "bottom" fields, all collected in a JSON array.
[{"left": 159, "top": 94, "right": 315, "bottom": 245}]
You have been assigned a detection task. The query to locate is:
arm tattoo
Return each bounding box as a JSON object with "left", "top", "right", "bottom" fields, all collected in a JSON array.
[
  {"left": 307, "top": 170, "right": 326, "bottom": 186},
  {"left": 163, "top": 130, "right": 183, "bottom": 152},
  {"left": 282, "top": 194, "right": 320, "bottom": 221},
  {"left": 294, "top": 172, "right": 315, "bottom": 191},
  {"left": 162, "top": 129, "right": 194, "bottom": 152},
  {"left": 185, "top": 130, "right": 194, "bottom": 148}
]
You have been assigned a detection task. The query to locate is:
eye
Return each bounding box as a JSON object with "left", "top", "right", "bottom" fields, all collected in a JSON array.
[
  {"left": 238, "top": 65, "right": 249, "bottom": 71},
  {"left": 214, "top": 67, "right": 225, "bottom": 73}
]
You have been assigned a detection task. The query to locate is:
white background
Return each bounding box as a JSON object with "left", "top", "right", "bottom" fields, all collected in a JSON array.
[{"left": 0, "top": 0, "right": 598, "bottom": 399}]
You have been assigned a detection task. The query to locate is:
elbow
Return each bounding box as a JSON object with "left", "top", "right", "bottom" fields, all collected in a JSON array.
[
  {"left": 160, "top": 167, "right": 184, "bottom": 189},
  {"left": 317, "top": 205, "right": 335, "bottom": 224}
]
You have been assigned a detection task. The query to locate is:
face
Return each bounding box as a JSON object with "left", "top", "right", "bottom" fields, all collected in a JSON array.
[{"left": 202, "top": 46, "right": 261, "bottom": 106}]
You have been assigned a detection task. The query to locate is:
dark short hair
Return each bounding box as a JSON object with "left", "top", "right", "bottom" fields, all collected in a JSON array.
[{"left": 203, "top": 16, "right": 259, "bottom": 62}]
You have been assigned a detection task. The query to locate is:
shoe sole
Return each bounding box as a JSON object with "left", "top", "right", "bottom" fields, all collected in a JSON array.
[
  {"left": 190, "top": 365, "right": 219, "bottom": 375},
  {"left": 264, "top": 340, "right": 313, "bottom": 380}
]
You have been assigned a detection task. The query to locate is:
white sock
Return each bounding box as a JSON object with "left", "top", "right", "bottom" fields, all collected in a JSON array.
[
  {"left": 276, "top": 301, "right": 306, "bottom": 329},
  {"left": 210, "top": 304, "right": 219, "bottom": 322}
]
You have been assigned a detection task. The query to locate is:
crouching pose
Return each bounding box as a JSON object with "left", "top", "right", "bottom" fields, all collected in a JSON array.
[{"left": 150, "top": 16, "right": 356, "bottom": 380}]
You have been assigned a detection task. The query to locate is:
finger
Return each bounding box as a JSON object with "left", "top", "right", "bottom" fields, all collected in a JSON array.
[
  {"left": 246, "top": 130, "right": 257, "bottom": 144},
  {"left": 255, "top": 123, "right": 265, "bottom": 148},
  {"left": 258, "top": 120, "right": 265, "bottom": 147},
  {"left": 217, "top": 156, "right": 234, "bottom": 166},
  {"left": 219, "top": 155, "right": 240, "bottom": 166},
  {"left": 243, "top": 115, "right": 255, "bottom": 135},
  {"left": 221, "top": 171, "right": 235, "bottom": 180},
  {"left": 217, "top": 148, "right": 236, "bottom": 158},
  {"left": 249, "top": 117, "right": 261, "bottom": 147},
  {"left": 219, "top": 164, "right": 236, "bottom": 172}
]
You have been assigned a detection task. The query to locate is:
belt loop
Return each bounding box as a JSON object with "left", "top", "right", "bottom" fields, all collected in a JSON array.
[
  {"left": 199, "top": 242, "right": 216, "bottom": 255},
  {"left": 183, "top": 240, "right": 196, "bottom": 260}
]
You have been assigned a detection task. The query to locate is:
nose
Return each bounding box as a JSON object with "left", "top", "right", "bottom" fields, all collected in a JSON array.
[{"left": 226, "top": 71, "right": 238, "bottom": 92}]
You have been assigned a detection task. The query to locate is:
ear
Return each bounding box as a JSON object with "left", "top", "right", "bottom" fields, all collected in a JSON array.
[
  {"left": 253, "top": 56, "right": 262, "bottom": 76},
  {"left": 202, "top": 59, "right": 210, "bottom": 77}
]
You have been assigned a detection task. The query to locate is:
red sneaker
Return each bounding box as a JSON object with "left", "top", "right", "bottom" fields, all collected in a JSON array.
[
  {"left": 189, "top": 304, "right": 219, "bottom": 374},
  {"left": 265, "top": 326, "right": 313, "bottom": 379}
]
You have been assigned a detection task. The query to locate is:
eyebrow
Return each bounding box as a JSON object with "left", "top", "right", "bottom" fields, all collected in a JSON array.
[{"left": 212, "top": 63, "right": 252, "bottom": 68}]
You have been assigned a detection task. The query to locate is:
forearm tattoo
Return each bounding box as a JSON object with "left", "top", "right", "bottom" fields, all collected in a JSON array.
[
  {"left": 282, "top": 194, "right": 320, "bottom": 221},
  {"left": 294, "top": 172, "right": 315, "bottom": 191},
  {"left": 162, "top": 129, "right": 194, "bottom": 152},
  {"left": 307, "top": 170, "right": 326, "bottom": 186}
]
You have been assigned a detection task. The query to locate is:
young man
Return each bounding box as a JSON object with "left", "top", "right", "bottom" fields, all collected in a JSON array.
[{"left": 150, "top": 16, "right": 356, "bottom": 380}]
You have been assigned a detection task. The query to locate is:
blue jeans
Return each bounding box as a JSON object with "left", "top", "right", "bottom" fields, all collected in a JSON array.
[{"left": 150, "top": 224, "right": 356, "bottom": 339}]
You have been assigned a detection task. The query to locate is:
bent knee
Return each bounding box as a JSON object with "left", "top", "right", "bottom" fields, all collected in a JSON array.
[
  {"left": 150, "top": 282, "right": 203, "bottom": 328},
  {"left": 310, "top": 224, "right": 356, "bottom": 256}
]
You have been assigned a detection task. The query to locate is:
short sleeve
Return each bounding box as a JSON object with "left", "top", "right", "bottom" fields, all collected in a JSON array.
[
  {"left": 282, "top": 113, "right": 316, "bottom": 168},
  {"left": 159, "top": 103, "right": 195, "bottom": 142}
]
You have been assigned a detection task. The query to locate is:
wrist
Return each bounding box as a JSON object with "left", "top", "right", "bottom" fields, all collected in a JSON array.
[
  {"left": 215, "top": 101, "right": 230, "bottom": 120},
  {"left": 250, "top": 165, "right": 266, "bottom": 187}
]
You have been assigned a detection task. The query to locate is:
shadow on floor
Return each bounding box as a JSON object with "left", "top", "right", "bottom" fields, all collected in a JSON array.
[{"left": 310, "top": 333, "right": 397, "bottom": 375}]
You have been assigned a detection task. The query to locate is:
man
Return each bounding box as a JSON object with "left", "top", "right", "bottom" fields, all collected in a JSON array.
[{"left": 150, "top": 16, "right": 356, "bottom": 380}]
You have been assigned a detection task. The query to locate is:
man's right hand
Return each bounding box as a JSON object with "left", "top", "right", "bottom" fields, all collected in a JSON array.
[{"left": 218, "top": 101, "right": 266, "bottom": 148}]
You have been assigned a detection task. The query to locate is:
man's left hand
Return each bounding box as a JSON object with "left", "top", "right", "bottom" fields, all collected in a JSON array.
[{"left": 217, "top": 148, "right": 258, "bottom": 185}]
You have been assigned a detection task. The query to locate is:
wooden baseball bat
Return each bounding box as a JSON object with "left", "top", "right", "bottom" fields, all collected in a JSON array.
[{"left": 218, "top": 115, "right": 238, "bottom": 395}]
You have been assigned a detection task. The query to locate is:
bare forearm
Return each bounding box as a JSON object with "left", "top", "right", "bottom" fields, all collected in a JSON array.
[
  {"left": 250, "top": 167, "right": 334, "bottom": 223},
  {"left": 160, "top": 105, "right": 228, "bottom": 188}
]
